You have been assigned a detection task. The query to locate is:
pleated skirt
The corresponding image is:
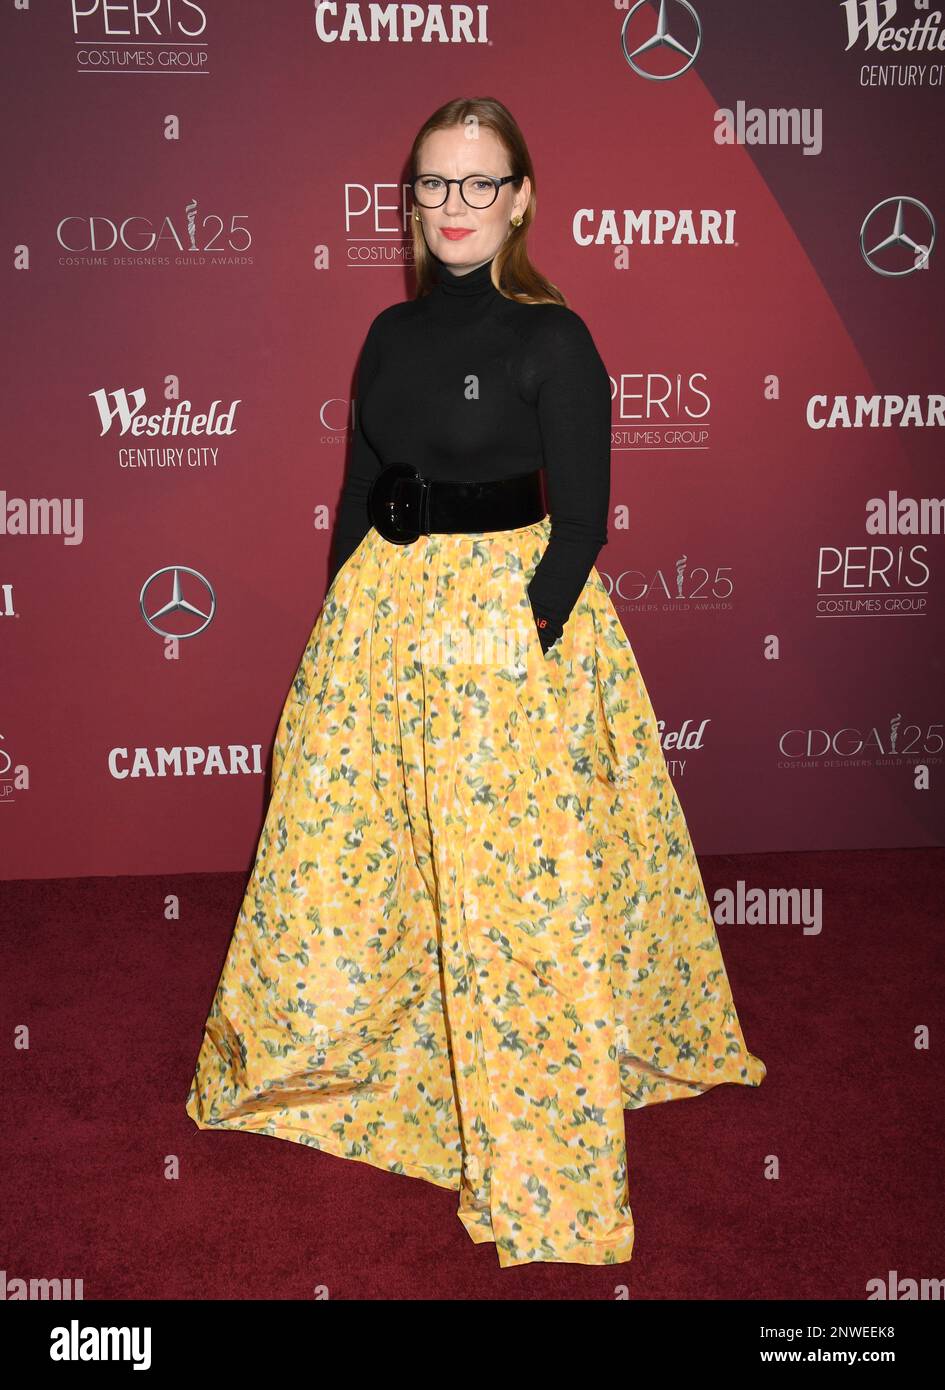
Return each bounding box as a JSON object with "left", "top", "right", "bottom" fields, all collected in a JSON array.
[{"left": 184, "top": 515, "right": 766, "bottom": 1268}]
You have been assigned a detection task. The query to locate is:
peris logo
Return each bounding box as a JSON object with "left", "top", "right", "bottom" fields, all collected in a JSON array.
[{"left": 71, "top": 2, "right": 207, "bottom": 38}]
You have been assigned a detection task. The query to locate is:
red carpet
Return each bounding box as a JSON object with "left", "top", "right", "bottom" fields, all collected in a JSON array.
[{"left": 2, "top": 847, "right": 942, "bottom": 1300}]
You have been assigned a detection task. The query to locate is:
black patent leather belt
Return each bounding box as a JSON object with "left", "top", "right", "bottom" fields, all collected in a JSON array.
[{"left": 367, "top": 462, "right": 546, "bottom": 544}]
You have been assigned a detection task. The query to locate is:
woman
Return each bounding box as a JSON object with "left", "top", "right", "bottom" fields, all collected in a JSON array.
[{"left": 185, "top": 97, "right": 766, "bottom": 1269}]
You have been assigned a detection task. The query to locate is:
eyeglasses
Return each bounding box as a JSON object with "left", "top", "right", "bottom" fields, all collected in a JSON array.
[{"left": 412, "top": 173, "right": 519, "bottom": 210}]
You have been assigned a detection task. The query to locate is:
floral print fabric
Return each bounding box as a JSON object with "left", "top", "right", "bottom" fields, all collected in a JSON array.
[{"left": 185, "top": 517, "right": 766, "bottom": 1267}]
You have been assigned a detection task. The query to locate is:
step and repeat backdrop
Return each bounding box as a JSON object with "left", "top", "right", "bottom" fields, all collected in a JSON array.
[{"left": 4, "top": 0, "right": 943, "bottom": 877}]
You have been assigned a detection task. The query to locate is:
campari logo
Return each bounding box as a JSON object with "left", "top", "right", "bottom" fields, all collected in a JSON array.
[{"left": 313, "top": 3, "right": 490, "bottom": 43}]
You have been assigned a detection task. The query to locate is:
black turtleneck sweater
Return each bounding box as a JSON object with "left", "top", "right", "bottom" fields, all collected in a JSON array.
[{"left": 327, "top": 253, "right": 611, "bottom": 653}]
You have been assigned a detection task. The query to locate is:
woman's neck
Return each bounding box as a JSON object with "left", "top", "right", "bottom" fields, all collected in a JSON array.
[{"left": 432, "top": 253, "right": 499, "bottom": 299}]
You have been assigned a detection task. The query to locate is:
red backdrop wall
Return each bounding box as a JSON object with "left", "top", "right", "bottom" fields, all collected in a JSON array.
[{"left": 4, "top": 0, "right": 943, "bottom": 878}]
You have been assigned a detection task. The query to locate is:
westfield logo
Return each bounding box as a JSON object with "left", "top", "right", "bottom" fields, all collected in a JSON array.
[
  {"left": 839, "top": 0, "right": 945, "bottom": 51},
  {"left": 88, "top": 387, "right": 240, "bottom": 437}
]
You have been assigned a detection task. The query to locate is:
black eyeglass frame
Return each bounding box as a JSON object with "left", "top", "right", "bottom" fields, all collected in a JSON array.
[{"left": 411, "top": 173, "right": 520, "bottom": 209}]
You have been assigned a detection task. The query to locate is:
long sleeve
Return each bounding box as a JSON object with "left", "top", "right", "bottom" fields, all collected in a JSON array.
[
  {"left": 327, "top": 314, "right": 385, "bottom": 587},
  {"left": 525, "top": 307, "right": 612, "bottom": 652}
]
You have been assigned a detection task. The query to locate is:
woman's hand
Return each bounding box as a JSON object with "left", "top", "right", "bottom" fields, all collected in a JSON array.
[{"left": 533, "top": 609, "right": 563, "bottom": 656}]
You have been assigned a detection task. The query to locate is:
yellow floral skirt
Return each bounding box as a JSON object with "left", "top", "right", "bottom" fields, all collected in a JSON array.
[{"left": 184, "top": 516, "right": 765, "bottom": 1268}]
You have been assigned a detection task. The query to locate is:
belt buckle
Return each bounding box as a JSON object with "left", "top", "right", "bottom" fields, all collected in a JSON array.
[{"left": 368, "top": 462, "right": 426, "bottom": 544}]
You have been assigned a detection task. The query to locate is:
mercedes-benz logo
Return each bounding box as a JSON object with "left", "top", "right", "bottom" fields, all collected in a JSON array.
[
  {"left": 139, "top": 565, "right": 216, "bottom": 638},
  {"left": 621, "top": 0, "right": 702, "bottom": 80},
  {"left": 860, "top": 197, "right": 936, "bottom": 277}
]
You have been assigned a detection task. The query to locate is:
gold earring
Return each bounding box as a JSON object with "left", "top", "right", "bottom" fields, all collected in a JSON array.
[
  {"left": 510, "top": 213, "right": 523, "bottom": 227},
  {"left": 413, "top": 210, "right": 421, "bottom": 222}
]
